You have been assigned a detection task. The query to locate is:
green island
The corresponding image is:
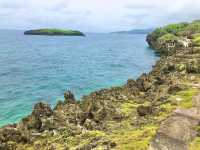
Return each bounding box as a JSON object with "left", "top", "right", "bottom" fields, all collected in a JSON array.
[
  {"left": 2, "top": 20, "right": 200, "bottom": 150},
  {"left": 24, "top": 28, "right": 85, "bottom": 36}
]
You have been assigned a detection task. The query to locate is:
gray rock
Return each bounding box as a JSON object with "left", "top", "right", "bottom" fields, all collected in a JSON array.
[
  {"left": 149, "top": 107, "right": 200, "bottom": 150},
  {"left": 64, "top": 90, "right": 76, "bottom": 104}
]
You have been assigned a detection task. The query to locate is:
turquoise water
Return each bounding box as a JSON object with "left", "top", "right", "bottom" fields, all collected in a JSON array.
[{"left": 0, "top": 30, "right": 158, "bottom": 126}]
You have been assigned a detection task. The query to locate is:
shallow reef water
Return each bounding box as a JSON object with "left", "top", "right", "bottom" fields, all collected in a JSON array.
[{"left": 0, "top": 30, "right": 158, "bottom": 126}]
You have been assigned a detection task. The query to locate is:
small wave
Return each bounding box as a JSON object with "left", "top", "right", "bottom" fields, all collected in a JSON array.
[
  {"left": 110, "top": 64, "right": 125, "bottom": 68},
  {"left": 0, "top": 72, "right": 10, "bottom": 77}
]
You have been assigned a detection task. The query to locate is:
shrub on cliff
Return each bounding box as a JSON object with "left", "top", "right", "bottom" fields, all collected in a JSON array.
[
  {"left": 183, "top": 22, "right": 200, "bottom": 36},
  {"left": 164, "top": 23, "right": 188, "bottom": 35},
  {"left": 150, "top": 28, "right": 168, "bottom": 40},
  {"left": 151, "top": 23, "right": 188, "bottom": 39},
  {"left": 158, "top": 33, "right": 178, "bottom": 44}
]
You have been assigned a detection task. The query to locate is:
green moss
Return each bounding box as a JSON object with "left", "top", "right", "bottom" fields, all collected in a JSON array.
[
  {"left": 189, "top": 137, "right": 200, "bottom": 150},
  {"left": 164, "top": 23, "right": 188, "bottom": 35},
  {"left": 155, "top": 103, "right": 177, "bottom": 122},
  {"left": 154, "top": 87, "right": 198, "bottom": 122},
  {"left": 170, "top": 88, "right": 198, "bottom": 109},
  {"left": 65, "top": 130, "right": 105, "bottom": 149},
  {"left": 120, "top": 101, "right": 138, "bottom": 116},
  {"left": 114, "top": 88, "right": 199, "bottom": 150},
  {"left": 108, "top": 125, "right": 158, "bottom": 150},
  {"left": 184, "top": 22, "right": 200, "bottom": 36},
  {"left": 192, "top": 33, "right": 200, "bottom": 46},
  {"left": 120, "top": 100, "right": 151, "bottom": 117},
  {"left": 176, "top": 64, "right": 186, "bottom": 72},
  {"left": 18, "top": 130, "right": 106, "bottom": 150},
  {"left": 81, "top": 130, "right": 105, "bottom": 139},
  {"left": 188, "top": 124, "right": 200, "bottom": 150}
]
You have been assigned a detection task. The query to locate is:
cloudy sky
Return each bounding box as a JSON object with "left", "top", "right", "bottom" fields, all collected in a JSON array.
[{"left": 0, "top": 0, "right": 200, "bottom": 32}]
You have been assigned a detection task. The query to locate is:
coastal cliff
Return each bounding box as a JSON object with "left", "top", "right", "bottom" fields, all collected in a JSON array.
[{"left": 2, "top": 20, "right": 200, "bottom": 150}]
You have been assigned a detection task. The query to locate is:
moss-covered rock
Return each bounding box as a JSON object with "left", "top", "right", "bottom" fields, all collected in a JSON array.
[{"left": 137, "top": 105, "right": 153, "bottom": 116}]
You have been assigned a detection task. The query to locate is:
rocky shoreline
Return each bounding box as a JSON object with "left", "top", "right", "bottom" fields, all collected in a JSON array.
[{"left": 1, "top": 21, "right": 200, "bottom": 150}]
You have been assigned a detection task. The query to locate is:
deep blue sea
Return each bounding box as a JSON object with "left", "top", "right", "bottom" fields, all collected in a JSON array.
[{"left": 0, "top": 30, "right": 158, "bottom": 126}]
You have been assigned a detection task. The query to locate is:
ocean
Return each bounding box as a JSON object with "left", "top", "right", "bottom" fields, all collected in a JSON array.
[{"left": 0, "top": 30, "right": 158, "bottom": 126}]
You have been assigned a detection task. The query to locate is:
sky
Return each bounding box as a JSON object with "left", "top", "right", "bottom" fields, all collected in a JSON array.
[{"left": 0, "top": 0, "right": 200, "bottom": 32}]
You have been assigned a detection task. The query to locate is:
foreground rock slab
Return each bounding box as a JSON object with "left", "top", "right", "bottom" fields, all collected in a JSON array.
[{"left": 149, "top": 94, "right": 200, "bottom": 150}]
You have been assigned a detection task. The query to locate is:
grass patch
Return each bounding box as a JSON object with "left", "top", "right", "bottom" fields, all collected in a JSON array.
[
  {"left": 192, "top": 33, "right": 200, "bottom": 46},
  {"left": 120, "top": 101, "right": 139, "bottom": 117},
  {"left": 155, "top": 103, "right": 177, "bottom": 122},
  {"left": 62, "top": 130, "right": 105, "bottom": 149},
  {"left": 189, "top": 125, "right": 200, "bottom": 150},
  {"left": 154, "top": 87, "right": 198, "bottom": 122},
  {"left": 189, "top": 137, "right": 200, "bottom": 150},
  {"left": 120, "top": 100, "right": 150, "bottom": 117},
  {"left": 17, "top": 130, "right": 106, "bottom": 150},
  {"left": 158, "top": 33, "right": 178, "bottom": 43},
  {"left": 170, "top": 88, "right": 198, "bottom": 109},
  {"left": 108, "top": 125, "right": 158, "bottom": 150}
]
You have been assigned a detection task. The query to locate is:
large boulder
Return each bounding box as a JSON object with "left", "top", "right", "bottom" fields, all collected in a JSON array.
[{"left": 137, "top": 105, "right": 153, "bottom": 116}]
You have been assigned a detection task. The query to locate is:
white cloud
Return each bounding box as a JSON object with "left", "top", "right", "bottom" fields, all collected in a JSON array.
[{"left": 0, "top": 0, "right": 200, "bottom": 32}]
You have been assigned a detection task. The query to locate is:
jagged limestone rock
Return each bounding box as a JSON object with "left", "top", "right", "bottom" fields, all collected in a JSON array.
[{"left": 64, "top": 90, "right": 76, "bottom": 104}]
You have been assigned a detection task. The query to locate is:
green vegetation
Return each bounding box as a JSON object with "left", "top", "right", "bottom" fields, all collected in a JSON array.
[
  {"left": 153, "top": 87, "right": 198, "bottom": 123},
  {"left": 158, "top": 33, "right": 178, "bottom": 43},
  {"left": 150, "top": 28, "right": 168, "bottom": 40},
  {"left": 64, "top": 130, "right": 105, "bottom": 149},
  {"left": 11, "top": 86, "right": 200, "bottom": 150},
  {"left": 155, "top": 102, "right": 177, "bottom": 121},
  {"left": 24, "top": 28, "right": 85, "bottom": 36},
  {"left": 119, "top": 101, "right": 139, "bottom": 116},
  {"left": 17, "top": 130, "right": 106, "bottom": 150},
  {"left": 192, "top": 33, "right": 200, "bottom": 46},
  {"left": 148, "top": 20, "right": 200, "bottom": 49},
  {"left": 150, "top": 22, "right": 188, "bottom": 40},
  {"left": 170, "top": 88, "right": 198, "bottom": 109},
  {"left": 108, "top": 125, "right": 158, "bottom": 150},
  {"left": 189, "top": 124, "right": 200, "bottom": 150},
  {"left": 164, "top": 23, "right": 188, "bottom": 35},
  {"left": 16, "top": 123, "right": 158, "bottom": 150},
  {"left": 189, "top": 137, "right": 200, "bottom": 150},
  {"left": 183, "top": 22, "right": 200, "bottom": 36}
]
